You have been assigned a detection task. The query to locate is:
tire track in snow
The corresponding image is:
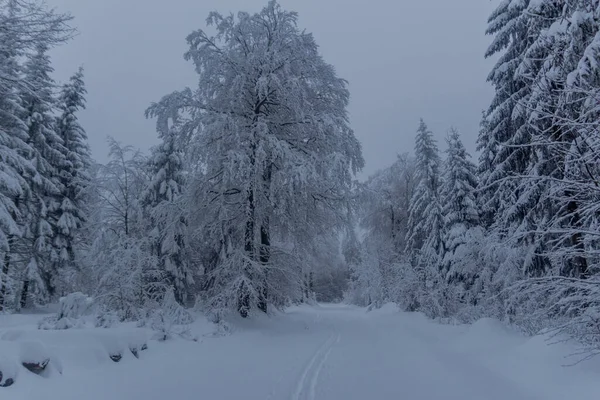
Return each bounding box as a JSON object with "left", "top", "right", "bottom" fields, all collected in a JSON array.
[
  {"left": 308, "top": 333, "right": 340, "bottom": 400},
  {"left": 291, "top": 332, "right": 339, "bottom": 400}
]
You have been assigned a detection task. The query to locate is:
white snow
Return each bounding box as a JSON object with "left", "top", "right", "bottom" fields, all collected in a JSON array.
[{"left": 2, "top": 304, "right": 600, "bottom": 399}]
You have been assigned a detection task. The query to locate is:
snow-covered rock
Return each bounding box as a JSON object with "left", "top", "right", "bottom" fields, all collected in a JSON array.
[
  {"left": 0, "top": 312, "right": 152, "bottom": 388},
  {"left": 19, "top": 341, "right": 51, "bottom": 375},
  {"left": 0, "top": 357, "right": 17, "bottom": 387}
]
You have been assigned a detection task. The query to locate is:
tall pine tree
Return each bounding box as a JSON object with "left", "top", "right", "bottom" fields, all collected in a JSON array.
[
  {"left": 17, "top": 43, "right": 67, "bottom": 305},
  {"left": 406, "top": 119, "right": 444, "bottom": 262},
  {"left": 142, "top": 127, "right": 192, "bottom": 305},
  {"left": 440, "top": 128, "right": 480, "bottom": 283},
  {"left": 479, "top": 0, "right": 531, "bottom": 237},
  {"left": 404, "top": 119, "right": 446, "bottom": 317},
  {"left": 54, "top": 67, "right": 91, "bottom": 278},
  {"left": 0, "top": 1, "right": 33, "bottom": 311}
]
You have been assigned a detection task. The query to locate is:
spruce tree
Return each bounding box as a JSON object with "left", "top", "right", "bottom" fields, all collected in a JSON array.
[
  {"left": 142, "top": 129, "right": 192, "bottom": 305},
  {"left": 0, "top": 3, "right": 32, "bottom": 310},
  {"left": 555, "top": 3, "right": 600, "bottom": 279},
  {"left": 405, "top": 119, "right": 443, "bottom": 257},
  {"left": 18, "top": 43, "right": 67, "bottom": 305},
  {"left": 440, "top": 128, "right": 479, "bottom": 281},
  {"left": 518, "top": 1, "right": 600, "bottom": 279},
  {"left": 404, "top": 119, "right": 445, "bottom": 316},
  {"left": 481, "top": 0, "right": 561, "bottom": 278},
  {"left": 54, "top": 67, "right": 91, "bottom": 277},
  {"left": 479, "top": 0, "right": 531, "bottom": 237}
]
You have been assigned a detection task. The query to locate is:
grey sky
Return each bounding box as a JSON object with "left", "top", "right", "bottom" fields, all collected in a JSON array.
[{"left": 48, "top": 0, "right": 496, "bottom": 178}]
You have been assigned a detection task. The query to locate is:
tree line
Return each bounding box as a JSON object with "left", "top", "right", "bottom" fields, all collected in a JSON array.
[
  {"left": 348, "top": 0, "right": 600, "bottom": 354},
  {"left": 0, "top": 0, "right": 89, "bottom": 312},
  {"left": 3, "top": 0, "right": 600, "bottom": 357},
  {"left": 0, "top": 0, "right": 362, "bottom": 322}
]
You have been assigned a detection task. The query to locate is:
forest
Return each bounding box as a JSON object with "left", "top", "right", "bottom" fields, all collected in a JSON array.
[{"left": 1, "top": 0, "right": 600, "bottom": 361}]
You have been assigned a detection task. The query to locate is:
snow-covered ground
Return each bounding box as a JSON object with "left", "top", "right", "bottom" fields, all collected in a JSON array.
[{"left": 2, "top": 304, "right": 600, "bottom": 400}]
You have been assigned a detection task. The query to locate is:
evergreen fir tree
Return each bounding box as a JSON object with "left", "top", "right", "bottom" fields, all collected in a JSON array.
[
  {"left": 440, "top": 128, "right": 480, "bottom": 281},
  {"left": 475, "top": 111, "right": 496, "bottom": 228},
  {"left": 405, "top": 119, "right": 445, "bottom": 317},
  {"left": 142, "top": 128, "right": 192, "bottom": 305},
  {"left": 54, "top": 67, "right": 91, "bottom": 277},
  {"left": 480, "top": 0, "right": 531, "bottom": 238},
  {"left": 18, "top": 42, "right": 67, "bottom": 305},
  {"left": 0, "top": 2, "right": 32, "bottom": 311},
  {"left": 481, "top": 0, "right": 563, "bottom": 278},
  {"left": 405, "top": 119, "right": 443, "bottom": 257}
]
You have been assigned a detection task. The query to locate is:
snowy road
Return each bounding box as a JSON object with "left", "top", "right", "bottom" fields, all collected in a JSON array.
[
  {"left": 280, "top": 304, "right": 535, "bottom": 400},
  {"left": 8, "top": 304, "right": 600, "bottom": 400}
]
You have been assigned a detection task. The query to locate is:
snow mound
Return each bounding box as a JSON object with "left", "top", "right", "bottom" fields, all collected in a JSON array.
[
  {"left": 467, "top": 318, "right": 517, "bottom": 339},
  {"left": 0, "top": 314, "right": 151, "bottom": 388},
  {"left": 1, "top": 329, "right": 25, "bottom": 341},
  {"left": 2, "top": 305, "right": 600, "bottom": 399},
  {"left": 367, "top": 302, "right": 399, "bottom": 315},
  {"left": 0, "top": 356, "right": 17, "bottom": 387},
  {"left": 452, "top": 317, "right": 525, "bottom": 353},
  {"left": 18, "top": 340, "right": 50, "bottom": 364}
]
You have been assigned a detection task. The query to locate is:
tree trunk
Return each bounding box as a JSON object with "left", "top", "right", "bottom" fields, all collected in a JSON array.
[
  {"left": 567, "top": 200, "right": 588, "bottom": 279},
  {"left": 20, "top": 280, "right": 29, "bottom": 310},
  {"left": 0, "top": 248, "right": 10, "bottom": 312},
  {"left": 556, "top": 128, "right": 589, "bottom": 279},
  {"left": 390, "top": 206, "right": 396, "bottom": 242},
  {"left": 238, "top": 281, "right": 250, "bottom": 318},
  {"left": 239, "top": 187, "right": 255, "bottom": 318},
  {"left": 303, "top": 273, "right": 309, "bottom": 300},
  {"left": 258, "top": 223, "right": 269, "bottom": 313},
  {"left": 257, "top": 162, "right": 272, "bottom": 314}
]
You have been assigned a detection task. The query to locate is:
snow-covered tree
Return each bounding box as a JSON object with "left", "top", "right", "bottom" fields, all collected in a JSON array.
[
  {"left": 17, "top": 43, "right": 67, "bottom": 306},
  {"left": 147, "top": 0, "right": 363, "bottom": 317},
  {"left": 440, "top": 128, "right": 479, "bottom": 279},
  {"left": 479, "top": 0, "right": 534, "bottom": 250},
  {"left": 348, "top": 153, "right": 416, "bottom": 307},
  {"left": 475, "top": 0, "right": 600, "bottom": 344},
  {"left": 406, "top": 119, "right": 444, "bottom": 265},
  {"left": 98, "top": 138, "right": 146, "bottom": 237},
  {"left": 400, "top": 120, "right": 446, "bottom": 317},
  {"left": 475, "top": 111, "right": 496, "bottom": 228},
  {"left": 0, "top": 0, "right": 73, "bottom": 311},
  {"left": 0, "top": 2, "right": 32, "bottom": 311},
  {"left": 87, "top": 139, "right": 154, "bottom": 319},
  {"left": 360, "top": 153, "right": 416, "bottom": 255},
  {"left": 142, "top": 128, "right": 192, "bottom": 305},
  {"left": 481, "top": 0, "right": 571, "bottom": 278},
  {"left": 54, "top": 67, "right": 91, "bottom": 280}
]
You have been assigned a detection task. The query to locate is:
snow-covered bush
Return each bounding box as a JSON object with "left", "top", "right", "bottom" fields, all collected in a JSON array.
[
  {"left": 91, "top": 230, "right": 158, "bottom": 321},
  {"left": 211, "top": 319, "right": 233, "bottom": 337},
  {"left": 392, "top": 261, "right": 422, "bottom": 312},
  {"left": 39, "top": 292, "right": 94, "bottom": 330},
  {"left": 94, "top": 310, "right": 121, "bottom": 328},
  {"left": 149, "top": 288, "right": 194, "bottom": 341},
  {"left": 57, "top": 292, "right": 94, "bottom": 319},
  {"left": 345, "top": 259, "right": 383, "bottom": 308},
  {"left": 506, "top": 276, "right": 600, "bottom": 356}
]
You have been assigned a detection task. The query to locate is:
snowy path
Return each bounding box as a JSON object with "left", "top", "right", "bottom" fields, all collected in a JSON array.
[
  {"left": 283, "top": 305, "right": 535, "bottom": 400},
  {"left": 7, "top": 304, "right": 600, "bottom": 400}
]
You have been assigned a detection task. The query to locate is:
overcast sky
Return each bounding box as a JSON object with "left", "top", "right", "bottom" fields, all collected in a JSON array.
[{"left": 47, "top": 0, "right": 497, "bottom": 178}]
